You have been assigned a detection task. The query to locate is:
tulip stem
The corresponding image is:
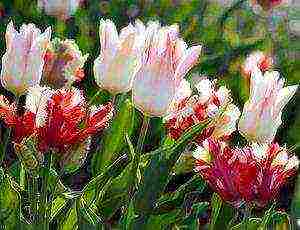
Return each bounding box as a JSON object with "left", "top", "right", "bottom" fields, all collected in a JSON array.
[
  {"left": 136, "top": 115, "right": 150, "bottom": 155},
  {"left": 39, "top": 152, "right": 51, "bottom": 229},
  {"left": 128, "top": 115, "right": 150, "bottom": 196}
]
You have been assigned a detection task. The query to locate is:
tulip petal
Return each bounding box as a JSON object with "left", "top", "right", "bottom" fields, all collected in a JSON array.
[{"left": 175, "top": 45, "right": 202, "bottom": 84}]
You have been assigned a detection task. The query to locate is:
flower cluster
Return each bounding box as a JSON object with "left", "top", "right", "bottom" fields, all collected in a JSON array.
[
  {"left": 193, "top": 139, "right": 299, "bottom": 208},
  {"left": 164, "top": 78, "right": 240, "bottom": 142},
  {"left": 0, "top": 87, "right": 113, "bottom": 155},
  {"left": 94, "top": 19, "right": 202, "bottom": 117}
]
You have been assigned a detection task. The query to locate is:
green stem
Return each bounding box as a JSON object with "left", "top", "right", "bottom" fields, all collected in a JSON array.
[
  {"left": 128, "top": 115, "right": 150, "bottom": 196},
  {"left": 136, "top": 115, "right": 150, "bottom": 155},
  {"left": 39, "top": 153, "right": 51, "bottom": 229},
  {"left": 243, "top": 205, "right": 252, "bottom": 230},
  {"left": 28, "top": 174, "right": 38, "bottom": 224}
]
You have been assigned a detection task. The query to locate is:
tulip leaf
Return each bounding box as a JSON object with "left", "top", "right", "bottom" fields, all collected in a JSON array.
[
  {"left": 50, "top": 196, "right": 68, "bottom": 221},
  {"left": 292, "top": 175, "right": 300, "bottom": 223},
  {"left": 0, "top": 168, "right": 20, "bottom": 229},
  {"left": 209, "top": 193, "right": 234, "bottom": 230},
  {"left": 92, "top": 97, "right": 134, "bottom": 175},
  {"left": 155, "top": 175, "right": 206, "bottom": 214},
  {"left": 58, "top": 202, "right": 78, "bottom": 230},
  {"left": 131, "top": 122, "right": 209, "bottom": 228},
  {"left": 230, "top": 218, "right": 262, "bottom": 230},
  {"left": 82, "top": 154, "right": 130, "bottom": 205}
]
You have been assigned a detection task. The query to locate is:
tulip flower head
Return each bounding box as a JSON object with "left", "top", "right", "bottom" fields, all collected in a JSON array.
[
  {"left": 132, "top": 22, "right": 202, "bottom": 117},
  {"left": 42, "top": 38, "right": 88, "bottom": 89},
  {"left": 38, "top": 0, "right": 82, "bottom": 21},
  {"left": 193, "top": 139, "right": 299, "bottom": 208},
  {"left": 1, "top": 22, "right": 51, "bottom": 96},
  {"left": 242, "top": 51, "right": 273, "bottom": 79},
  {"left": 94, "top": 19, "right": 145, "bottom": 95},
  {"left": 165, "top": 78, "right": 240, "bottom": 142},
  {"left": 238, "top": 68, "right": 298, "bottom": 143},
  {"left": 0, "top": 86, "right": 113, "bottom": 156}
]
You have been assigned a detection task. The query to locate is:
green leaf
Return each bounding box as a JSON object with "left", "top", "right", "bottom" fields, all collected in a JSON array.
[
  {"left": 58, "top": 202, "right": 78, "bottom": 230},
  {"left": 292, "top": 175, "right": 300, "bottom": 221},
  {"left": 82, "top": 154, "right": 130, "bottom": 205},
  {"left": 92, "top": 97, "right": 134, "bottom": 176},
  {"left": 209, "top": 193, "right": 234, "bottom": 230},
  {"left": 155, "top": 175, "right": 206, "bottom": 214},
  {"left": 50, "top": 196, "right": 68, "bottom": 221},
  {"left": 131, "top": 122, "right": 209, "bottom": 228},
  {"left": 231, "top": 218, "right": 262, "bottom": 230},
  {"left": 0, "top": 168, "right": 20, "bottom": 230}
]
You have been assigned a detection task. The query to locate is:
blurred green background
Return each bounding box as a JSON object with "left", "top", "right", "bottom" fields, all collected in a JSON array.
[{"left": 0, "top": 0, "right": 299, "bottom": 228}]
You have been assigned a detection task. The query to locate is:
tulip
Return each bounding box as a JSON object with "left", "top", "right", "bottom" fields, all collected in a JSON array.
[
  {"left": 42, "top": 38, "right": 88, "bottom": 89},
  {"left": 0, "top": 86, "right": 113, "bottom": 154},
  {"left": 164, "top": 78, "right": 240, "bottom": 141},
  {"left": 1, "top": 22, "right": 51, "bottom": 96},
  {"left": 242, "top": 51, "right": 273, "bottom": 79},
  {"left": 238, "top": 68, "right": 298, "bottom": 143},
  {"left": 132, "top": 22, "right": 202, "bottom": 117},
  {"left": 193, "top": 139, "right": 299, "bottom": 208},
  {"left": 38, "top": 0, "right": 82, "bottom": 21},
  {"left": 94, "top": 19, "right": 145, "bottom": 95}
]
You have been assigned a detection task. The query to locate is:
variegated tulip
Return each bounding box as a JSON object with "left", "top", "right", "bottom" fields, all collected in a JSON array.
[
  {"left": 193, "top": 139, "right": 299, "bottom": 208},
  {"left": 38, "top": 0, "right": 82, "bottom": 21},
  {"left": 242, "top": 51, "right": 273, "bottom": 79},
  {"left": 238, "top": 68, "right": 298, "bottom": 143},
  {"left": 132, "top": 22, "right": 202, "bottom": 117},
  {"left": 42, "top": 38, "right": 88, "bottom": 89},
  {"left": 164, "top": 78, "right": 240, "bottom": 141},
  {"left": 1, "top": 22, "right": 51, "bottom": 96},
  {"left": 94, "top": 19, "right": 145, "bottom": 95}
]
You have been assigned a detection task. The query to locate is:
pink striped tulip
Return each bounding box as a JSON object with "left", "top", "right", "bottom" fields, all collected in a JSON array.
[
  {"left": 1, "top": 22, "right": 51, "bottom": 96},
  {"left": 238, "top": 68, "right": 298, "bottom": 143},
  {"left": 94, "top": 19, "right": 145, "bottom": 95},
  {"left": 132, "top": 22, "right": 202, "bottom": 117}
]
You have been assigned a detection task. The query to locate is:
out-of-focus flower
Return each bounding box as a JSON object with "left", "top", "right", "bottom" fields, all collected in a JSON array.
[
  {"left": 132, "top": 22, "right": 202, "bottom": 117},
  {"left": 165, "top": 78, "right": 240, "bottom": 142},
  {"left": 0, "top": 3, "right": 5, "bottom": 18},
  {"left": 242, "top": 51, "right": 273, "bottom": 79},
  {"left": 42, "top": 38, "right": 88, "bottom": 89},
  {"left": 94, "top": 19, "right": 145, "bottom": 95},
  {"left": 38, "top": 0, "right": 82, "bottom": 21},
  {"left": 250, "top": 0, "right": 291, "bottom": 11},
  {"left": 0, "top": 87, "right": 113, "bottom": 155},
  {"left": 1, "top": 22, "right": 51, "bottom": 96},
  {"left": 238, "top": 68, "right": 298, "bottom": 143},
  {"left": 193, "top": 139, "right": 299, "bottom": 208}
]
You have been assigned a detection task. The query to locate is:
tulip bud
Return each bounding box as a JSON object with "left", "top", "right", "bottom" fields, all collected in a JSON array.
[
  {"left": 38, "top": 0, "right": 82, "bottom": 21},
  {"left": 94, "top": 19, "right": 145, "bottom": 95},
  {"left": 132, "top": 22, "right": 202, "bottom": 117},
  {"left": 1, "top": 22, "right": 51, "bottom": 96},
  {"left": 42, "top": 38, "right": 88, "bottom": 89},
  {"left": 238, "top": 68, "right": 298, "bottom": 143}
]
